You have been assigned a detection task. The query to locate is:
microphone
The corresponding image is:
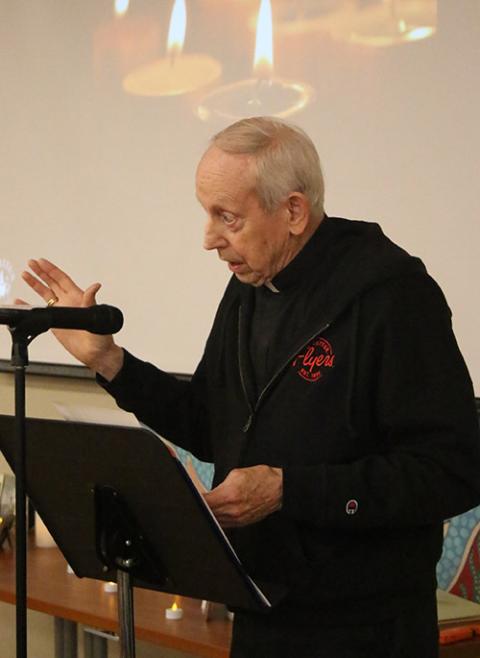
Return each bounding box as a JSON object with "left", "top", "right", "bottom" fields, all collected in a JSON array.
[{"left": 0, "top": 304, "right": 124, "bottom": 335}]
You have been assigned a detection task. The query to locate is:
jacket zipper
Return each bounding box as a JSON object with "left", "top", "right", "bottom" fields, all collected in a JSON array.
[
  {"left": 239, "top": 308, "right": 330, "bottom": 432},
  {"left": 238, "top": 308, "right": 254, "bottom": 432}
]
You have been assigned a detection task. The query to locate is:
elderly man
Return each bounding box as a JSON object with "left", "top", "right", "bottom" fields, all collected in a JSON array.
[{"left": 22, "top": 117, "right": 480, "bottom": 658}]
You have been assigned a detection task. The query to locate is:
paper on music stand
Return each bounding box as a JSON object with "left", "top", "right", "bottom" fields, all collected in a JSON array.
[{"left": 54, "top": 403, "right": 140, "bottom": 428}]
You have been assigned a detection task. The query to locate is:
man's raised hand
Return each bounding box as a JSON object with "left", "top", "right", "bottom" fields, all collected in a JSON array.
[{"left": 19, "top": 258, "right": 124, "bottom": 380}]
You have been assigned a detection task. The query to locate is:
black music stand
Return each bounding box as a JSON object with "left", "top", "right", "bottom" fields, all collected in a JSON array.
[
  {"left": 0, "top": 415, "right": 285, "bottom": 658},
  {"left": 1, "top": 304, "right": 123, "bottom": 658}
]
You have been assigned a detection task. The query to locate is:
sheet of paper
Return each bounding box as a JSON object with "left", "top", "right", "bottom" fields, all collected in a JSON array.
[
  {"left": 54, "top": 403, "right": 140, "bottom": 428},
  {"left": 437, "top": 589, "right": 480, "bottom": 622},
  {"left": 142, "top": 423, "right": 271, "bottom": 607}
]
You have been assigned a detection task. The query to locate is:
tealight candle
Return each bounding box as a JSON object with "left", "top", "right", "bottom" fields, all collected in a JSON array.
[
  {"left": 196, "top": 0, "right": 311, "bottom": 121},
  {"left": 165, "top": 601, "right": 183, "bottom": 620},
  {"left": 123, "top": 55, "right": 221, "bottom": 97},
  {"left": 104, "top": 581, "right": 118, "bottom": 593},
  {"left": 122, "top": 0, "right": 221, "bottom": 97},
  {"left": 93, "top": 5, "right": 161, "bottom": 82}
]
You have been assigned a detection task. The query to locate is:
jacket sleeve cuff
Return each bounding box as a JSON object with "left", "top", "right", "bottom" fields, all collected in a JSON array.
[
  {"left": 96, "top": 348, "right": 177, "bottom": 405},
  {"left": 96, "top": 348, "right": 135, "bottom": 393}
]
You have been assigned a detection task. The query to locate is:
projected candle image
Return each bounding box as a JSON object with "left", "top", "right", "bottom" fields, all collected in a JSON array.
[
  {"left": 122, "top": 0, "right": 222, "bottom": 97},
  {"left": 273, "top": 0, "right": 436, "bottom": 46},
  {"left": 196, "top": 0, "right": 313, "bottom": 122},
  {"left": 340, "top": 0, "right": 437, "bottom": 47},
  {"left": 93, "top": 0, "right": 161, "bottom": 80},
  {"left": 1, "top": 0, "right": 476, "bottom": 377}
]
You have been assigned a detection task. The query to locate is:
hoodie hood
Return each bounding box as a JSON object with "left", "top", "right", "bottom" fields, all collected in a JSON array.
[{"left": 270, "top": 215, "right": 428, "bottom": 326}]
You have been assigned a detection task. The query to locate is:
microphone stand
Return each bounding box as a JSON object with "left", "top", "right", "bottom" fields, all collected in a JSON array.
[
  {"left": 8, "top": 321, "right": 47, "bottom": 658},
  {"left": 1, "top": 306, "right": 123, "bottom": 658}
]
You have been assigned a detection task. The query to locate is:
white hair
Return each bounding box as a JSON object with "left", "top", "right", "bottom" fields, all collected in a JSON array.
[{"left": 211, "top": 116, "right": 325, "bottom": 218}]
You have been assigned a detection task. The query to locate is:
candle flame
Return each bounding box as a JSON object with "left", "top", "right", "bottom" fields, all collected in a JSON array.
[
  {"left": 167, "top": 0, "right": 187, "bottom": 57},
  {"left": 171, "top": 602, "right": 178, "bottom": 611},
  {"left": 254, "top": 0, "right": 273, "bottom": 79},
  {"left": 114, "top": 0, "right": 129, "bottom": 18}
]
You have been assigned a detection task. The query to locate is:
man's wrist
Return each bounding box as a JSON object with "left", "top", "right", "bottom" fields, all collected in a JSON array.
[
  {"left": 92, "top": 345, "right": 124, "bottom": 381},
  {"left": 269, "top": 466, "right": 283, "bottom": 512}
]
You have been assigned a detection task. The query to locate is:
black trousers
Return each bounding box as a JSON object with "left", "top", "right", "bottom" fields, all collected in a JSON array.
[{"left": 230, "top": 594, "right": 439, "bottom": 658}]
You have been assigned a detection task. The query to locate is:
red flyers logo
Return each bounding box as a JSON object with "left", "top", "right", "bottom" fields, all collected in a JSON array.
[{"left": 292, "top": 337, "right": 335, "bottom": 382}]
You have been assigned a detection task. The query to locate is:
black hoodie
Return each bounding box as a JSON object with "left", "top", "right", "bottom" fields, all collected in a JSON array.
[{"left": 102, "top": 216, "right": 480, "bottom": 622}]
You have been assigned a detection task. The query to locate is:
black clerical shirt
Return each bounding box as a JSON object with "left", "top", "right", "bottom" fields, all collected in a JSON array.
[{"left": 248, "top": 218, "right": 329, "bottom": 395}]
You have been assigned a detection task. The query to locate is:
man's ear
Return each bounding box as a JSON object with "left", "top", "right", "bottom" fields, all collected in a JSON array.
[{"left": 286, "top": 193, "right": 310, "bottom": 235}]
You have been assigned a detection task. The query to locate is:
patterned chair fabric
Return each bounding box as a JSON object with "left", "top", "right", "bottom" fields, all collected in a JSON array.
[
  {"left": 438, "top": 509, "right": 480, "bottom": 602},
  {"left": 437, "top": 400, "right": 480, "bottom": 602}
]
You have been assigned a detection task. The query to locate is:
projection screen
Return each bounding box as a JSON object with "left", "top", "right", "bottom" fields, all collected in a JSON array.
[{"left": 1, "top": 0, "right": 479, "bottom": 393}]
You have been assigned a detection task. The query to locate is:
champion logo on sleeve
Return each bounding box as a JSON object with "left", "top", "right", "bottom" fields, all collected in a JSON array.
[
  {"left": 291, "top": 336, "right": 335, "bottom": 382},
  {"left": 346, "top": 499, "right": 359, "bottom": 515}
]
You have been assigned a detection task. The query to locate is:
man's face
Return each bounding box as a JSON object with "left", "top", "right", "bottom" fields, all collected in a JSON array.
[{"left": 196, "top": 147, "right": 295, "bottom": 287}]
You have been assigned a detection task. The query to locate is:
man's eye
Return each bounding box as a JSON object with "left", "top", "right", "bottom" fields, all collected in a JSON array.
[{"left": 222, "top": 213, "right": 236, "bottom": 225}]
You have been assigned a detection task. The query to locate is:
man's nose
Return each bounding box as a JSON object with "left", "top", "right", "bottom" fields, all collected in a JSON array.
[{"left": 203, "top": 218, "right": 228, "bottom": 251}]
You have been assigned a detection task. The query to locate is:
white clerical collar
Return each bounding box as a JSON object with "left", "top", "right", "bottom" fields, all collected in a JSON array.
[{"left": 264, "top": 280, "right": 280, "bottom": 293}]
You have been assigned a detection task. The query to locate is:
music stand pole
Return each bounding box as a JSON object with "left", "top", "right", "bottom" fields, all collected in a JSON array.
[{"left": 10, "top": 328, "right": 34, "bottom": 658}]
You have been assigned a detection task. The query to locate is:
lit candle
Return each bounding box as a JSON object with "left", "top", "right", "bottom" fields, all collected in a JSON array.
[
  {"left": 165, "top": 600, "right": 183, "bottom": 620},
  {"left": 196, "top": 0, "right": 312, "bottom": 121},
  {"left": 93, "top": 0, "right": 161, "bottom": 83},
  {"left": 123, "top": 0, "right": 221, "bottom": 97},
  {"left": 104, "top": 581, "right": 118, "bottom": 593}
]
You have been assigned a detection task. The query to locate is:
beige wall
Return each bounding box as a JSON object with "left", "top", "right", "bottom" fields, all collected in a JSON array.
[{"left": 0, "top": 371, "right": 201, "bottom": 658}]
